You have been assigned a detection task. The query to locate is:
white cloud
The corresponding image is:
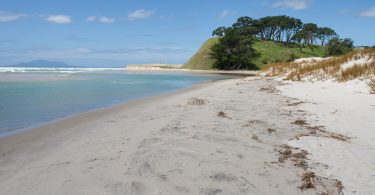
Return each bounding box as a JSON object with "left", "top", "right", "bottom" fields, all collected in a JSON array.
[
  {"left": 219, "top": 10, "right": 234, "bottom": 19},
  {"left": 86, "top": 16, "right": 115, "bottom": 23},
  {"left": 128, "top": 9, "right": 155, "bottom": 20},
  {"left": 359, "top": 7, "right": 375, "bottom": 17},
  {"left": 0, "top": 11, "right": 27, "bottom": 22},
  {"left": 272, "top": 0, "right": 308, "bottom": 10},
  {"left": 46, "top": 15, "right": 71, "bottom": 24},
  {"left": 86, "top": 16, "right": 96, "bottom": 22},
  {"left": 99, "top": 16, "right": 115, "bottom": 23}
]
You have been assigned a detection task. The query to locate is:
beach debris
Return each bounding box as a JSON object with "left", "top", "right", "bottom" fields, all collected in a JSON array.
[
  {"left": 242, "top": 119, "right": 266, "bottom": 127},
  {"left": 210, "top": 173, "right": 237, "bottom": 182},
  {"left": 267, "top": 128, "right": 276, "bottom": 134},
  {"left": 277, "top": 145, "right": 308, "bottom": 170},
  {"left": 299, "top": 171, "right": 316, "bottom": 190},
  {"left": 187, "top": 97, "right": 207, "bottom": 106},
  {"left": 277, "top": 145, "right": 294, "bottom": 163},
  {"left": 217, "top": 111, "right": 232, "bottom": 119},
  {"left": 259, "top": 85, "right": 279, "bottom": 93},
  {"left": 298, "top": 171, "right": 345, "bottom": 194},
  {"left": 329, "top": 133, "right": 351, "bottom": 142},
  {"left": 293, "top": 125, "right": 351, "bottom": 142},
  {"left": 275, "top": 145, "right": 345, "bottom": 194},
  {"left": 287, "top": 101, "right": 306, "bottom": 106},
  {"left": 251, "top": 134, "right": 262, "bottom": 143},
  {"left": 335, "top": 180, "right": 344, "bottom": 193},
  {"left": 292, "top": 119, "right": 309, "bottom": 126}
]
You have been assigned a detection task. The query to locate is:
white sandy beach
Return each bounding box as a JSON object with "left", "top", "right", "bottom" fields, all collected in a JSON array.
[
  {"left": 0, "top": 77, "right": 371, "bottom": 195},
  {"left": 279, "top": 79, "right": 375, "bottom": 195}
]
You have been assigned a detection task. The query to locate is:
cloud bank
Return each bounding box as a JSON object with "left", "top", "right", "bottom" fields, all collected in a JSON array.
[
  {"left": 0, "top": 11, "right": 27, "bottom": 22},
  {"left": 360, "top": 7, "right": 375, "bottom": 17}
]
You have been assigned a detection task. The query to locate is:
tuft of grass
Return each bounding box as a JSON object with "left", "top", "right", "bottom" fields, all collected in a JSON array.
[{"left": 369, "top": 79, "right": 375, "bottom": 94}]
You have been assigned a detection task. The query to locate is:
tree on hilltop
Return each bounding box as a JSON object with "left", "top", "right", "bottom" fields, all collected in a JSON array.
[
  {"left": 212, "top": 26, "right": 226, "bottom": 37},
  {"left": 301, "top": 23, "right": 319, "bottom": 45},
  {"left": 317, "top": 27, "right": 337, "bottom": 46},
  {"left": 210, "top": 27, "right": 258, "bottom": 70}
]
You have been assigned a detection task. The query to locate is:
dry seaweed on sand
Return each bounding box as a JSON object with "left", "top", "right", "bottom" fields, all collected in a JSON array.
[
  {"left": 251, "top": 134, "right": 262, "bottom": 143},
  {"left": 293, "top": 125, "right": 351, "bottom": 142},
  {"left": 187, "top": 97, "right": 207, "bottom": 106},
  {"left": 299, "top": 172, "right": 316, "bottom": 190},
  {"left": 217, "top": 111, "right": 232, "bottom": 119},
  {"left": 258, "top": 85, "right": 279, "bottom": 93},
  {"left": 292, "top": 119, "right": 309, "bottom": 126},
  {"left": 287, "top": 101, "right": 306, "bottom": 106},
  {"left": 267, "top": 128, "right": 276, "bottom": 133},
  {"left": 277, "top": 145, "right": 309, "bottom": 170}
]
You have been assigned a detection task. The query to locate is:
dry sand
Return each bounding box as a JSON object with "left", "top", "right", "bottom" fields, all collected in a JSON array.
[
  {"left": 279, "top": 79, "right": 375, "bottom": 195},
  {"left": 0, "top": 77, "right": 343, "bottom": 195}
]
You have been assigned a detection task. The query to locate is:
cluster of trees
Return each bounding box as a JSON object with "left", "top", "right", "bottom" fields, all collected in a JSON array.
[
  {"left": 211, "top": 15, "right": 354, "bottom": 70},
  {"left": 213, "top": 16, "right": 338, "bottom": 47}
]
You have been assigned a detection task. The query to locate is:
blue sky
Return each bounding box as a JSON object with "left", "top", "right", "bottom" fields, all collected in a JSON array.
[{"left": 0, "top": 0, "right": 375, "bottom": 67}]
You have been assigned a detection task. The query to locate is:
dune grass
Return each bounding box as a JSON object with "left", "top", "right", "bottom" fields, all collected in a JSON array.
[
  {"left": 262, "top": 48, "right": 375, "bottom": 81},
  {"left": 370, "top": 79, "right": 375, "bottom": 94},
  {"left": 183, "top": 38, "right": 326, "bottom": 70},
  {"left": 261, "top": 48, "right": 375, "bottom": 93}
]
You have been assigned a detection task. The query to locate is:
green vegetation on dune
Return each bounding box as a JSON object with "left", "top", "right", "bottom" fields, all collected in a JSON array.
[
  {"left": 253, "top": 40, "right": 326, "bottom": 66},
  {"left": 183, "top": 38, "right": 327, "bottom": 70},
  {"left": 184, "top": 15, "right": 353, "bottom": 70},
  {"left": 183, "top": 38, "right": 218, "bottom": 70}
]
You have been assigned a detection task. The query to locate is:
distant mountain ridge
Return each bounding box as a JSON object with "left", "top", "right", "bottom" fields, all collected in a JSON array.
[{"left": 6, "top": 60, "right": 77, "bottom": 68}]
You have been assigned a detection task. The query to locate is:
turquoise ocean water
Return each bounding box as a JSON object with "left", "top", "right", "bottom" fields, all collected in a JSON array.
[{"left": 0, "top": 68, "right": 229, "bottom": 136}]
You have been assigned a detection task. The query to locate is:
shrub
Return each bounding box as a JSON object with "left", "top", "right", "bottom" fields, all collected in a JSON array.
[
  {"left": 261, "top": 58, "right": 268, "bottom": 65},
  {"left": 288, "top": 53, "right": 298, "bottom": 62},
  {"left": 326, "top": 38, "right": 354, "bottom": 56}
]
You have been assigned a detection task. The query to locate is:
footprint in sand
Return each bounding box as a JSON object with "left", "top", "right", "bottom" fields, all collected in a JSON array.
[{"left": 110, "top": 181, "right": 146, "bottom": 195}]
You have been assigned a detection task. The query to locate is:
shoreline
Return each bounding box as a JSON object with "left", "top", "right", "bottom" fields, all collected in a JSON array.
[
  {"left": 0, "top": 78, "right": 225, "bottom": 143},
  {"left": 124, "top": 67, "right": 259, "bottom": 76},
  {"left": 0, "top": 73, "right": 233, "bottom": 139},
  {"left": 0, "top": 77, "right": 350, "bottom": 194}
]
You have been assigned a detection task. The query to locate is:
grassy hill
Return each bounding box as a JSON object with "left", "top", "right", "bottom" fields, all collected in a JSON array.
[
  {"left": 183, "top": 38, "right": 327, "bottom": 70},
  {"left": 183, "top": 38, "right": 219, "bottom": 70}
]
